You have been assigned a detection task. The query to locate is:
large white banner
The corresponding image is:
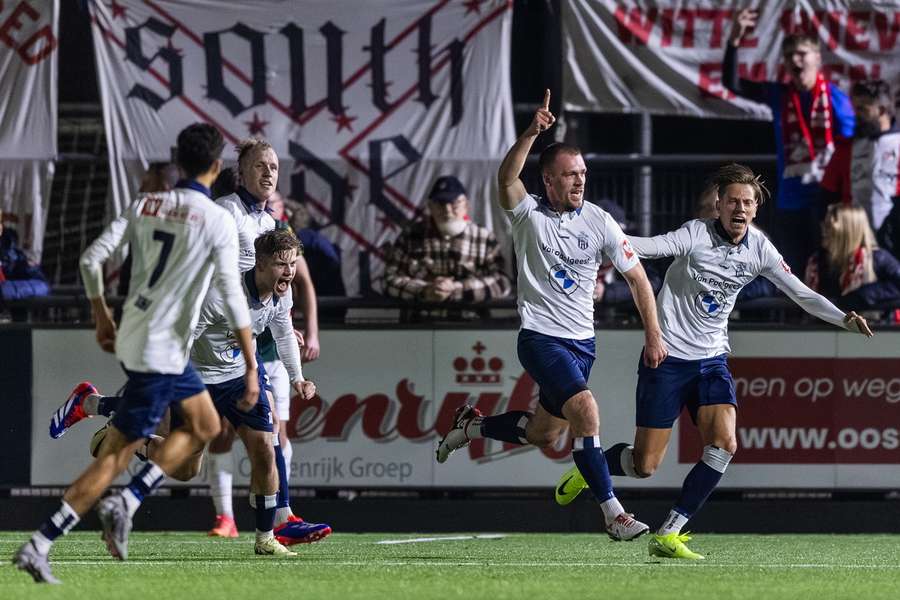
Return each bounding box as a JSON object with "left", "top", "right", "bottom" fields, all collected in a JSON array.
[
  {"left": 89, "top": 0, "right": 515, "bottom": 295},
  {"left": 0, "top": 0, "right": 57, "bottom": 158},
  {"left": 564, "top": 0, "right": 900, "bottom": 117},
  {"left": 30, "top": 328, "right": 900, "bottom": 489},
  {"left": 0, "top": 0, "right": 58, "bottom": 261}
]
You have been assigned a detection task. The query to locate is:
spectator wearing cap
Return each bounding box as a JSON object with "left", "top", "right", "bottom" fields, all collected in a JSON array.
[{"left": 382, "top": 175, "right": 512, "bottom": 304}]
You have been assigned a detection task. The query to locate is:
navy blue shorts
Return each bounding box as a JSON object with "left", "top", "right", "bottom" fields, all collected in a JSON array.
[
  {"left": 111, "top": 362, "right": 207, "bottom": 441},
  {"left": 206, "top": 363, "right": 273, "bottom": 432},
  {"left": 517, "top": 328, "right": 595, "bottom": 419},
  {"left": 635, "top": 352, "right": 736, "bottom": 429}
]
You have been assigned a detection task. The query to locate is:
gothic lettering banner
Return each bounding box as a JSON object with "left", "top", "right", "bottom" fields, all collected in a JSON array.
[
  {"left": 563, "top": 0, "right": 900, "bottom": 118},
  {"left": 89, "top": 0, "right": 515, "bottom": 294}
]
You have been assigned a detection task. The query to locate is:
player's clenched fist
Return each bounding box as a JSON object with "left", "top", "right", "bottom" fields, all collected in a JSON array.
[
  {"left": 525, "top": 89, "right": 555, "bottom": 137},
  {"left": 296, "top": 380, "right": 317, "bottom": 400}
]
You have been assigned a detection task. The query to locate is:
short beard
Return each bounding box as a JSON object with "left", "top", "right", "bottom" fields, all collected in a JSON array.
[{"left": 435, "top": 219, "right": 467, "bottom": 237}]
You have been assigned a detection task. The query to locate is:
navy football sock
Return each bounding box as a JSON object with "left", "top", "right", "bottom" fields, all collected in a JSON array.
[
  {"left": 97, "top": 395, "right": 119, "bottom": 417},
  {"left": 480, "top": 411, "right": 531, "bottom": 445},
  {"left": 32, "top": 501, "right": 80, "bottom": 554},
  {"left": 274, "top": 438, "right": 290, "bottom": 509},
  {"left": 249, "top": 494, "right": 277, "bottom": 533},
  {"left": 122, "top": 461, "right": 165, "bottom": 517},
  {"left": 673, "top": 445, "right": 732, "bottom": 518},
  {"left": 571, "top": 436, "right": 616, "bottom": 502},
  {"left": 604, "top": 442, "right": 632, "bottom": 477}
]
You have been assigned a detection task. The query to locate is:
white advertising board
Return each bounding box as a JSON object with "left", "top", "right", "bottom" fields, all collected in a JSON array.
[{"left": 30, "top": 328, "right": 900, "bottom": 489}]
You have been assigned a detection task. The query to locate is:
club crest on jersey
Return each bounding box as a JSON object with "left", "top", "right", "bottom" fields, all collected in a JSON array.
[
  {"left": 577, "top": 233, "right": 589, "bottom": 250},
  {"left": 549, "top": 263, "right": 579, "bottom": 295},
  {"left": 695, "top": 290, "right": 726, "bottom": 319}
]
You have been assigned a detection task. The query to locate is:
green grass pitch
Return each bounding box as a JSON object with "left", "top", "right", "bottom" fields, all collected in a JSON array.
[{"left": 2, "top": 532, "right": 900, "bottom": 600}]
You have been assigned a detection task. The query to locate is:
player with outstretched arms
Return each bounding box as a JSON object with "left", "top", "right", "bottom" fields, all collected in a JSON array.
[
  {"left": 13, "top": 124, "right": 256, "bottom": 584},
  {"left": 554, "top": 163, "right": 873, "bottom": 559},
  {"left": 191, "top": 228, "right": 319, "bottom": 556},
  {"left": 437, "top": 90, "right": 668, "bottom": 541}
]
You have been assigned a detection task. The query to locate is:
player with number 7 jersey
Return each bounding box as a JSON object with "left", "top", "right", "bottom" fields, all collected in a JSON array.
[{"left": 13, "top": 124, "right": 256, "bottom": 584}]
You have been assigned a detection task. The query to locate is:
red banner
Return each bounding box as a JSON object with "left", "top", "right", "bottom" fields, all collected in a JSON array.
[{"left": 679, "top": 358, "right": 900, "bottom": 464}]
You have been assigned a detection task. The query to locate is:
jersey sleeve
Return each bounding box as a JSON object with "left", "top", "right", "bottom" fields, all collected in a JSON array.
[
  {"left": 193, "top": 289, "right": 223, "bottom": 340},
  {"left": 759, "top": 240, "right": 847, "bottom": 329},
  {"left": 504, "top": 194, "right": 537, "bottom": 227},
  {"left": 208, "top": 211, "right": 251, "bottom": 331},
  {"left": 600, "top": 215, "right": 640, "bottom": 274},
  {"left": 270, "top": 290, "right": 303, "bottom": 383},
  {"left": 79, "top": 208, "right": 132, "bottom": 299},
  {"left": 628, "top": 221, "right": 695, "bottom": 259}
]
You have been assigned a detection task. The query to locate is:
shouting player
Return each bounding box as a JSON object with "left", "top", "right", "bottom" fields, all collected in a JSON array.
[
  {"left": 555, "top": 163, "right": 873, "bottom": 559},
  {"left": 437, "top": 90, "right": 667, "bottom": 541}
]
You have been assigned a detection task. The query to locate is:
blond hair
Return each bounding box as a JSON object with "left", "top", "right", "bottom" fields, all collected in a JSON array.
[
  {"left": 823, "top": 204, "right": 877, "bottom": 284},
  {"left": 235, "top": 138, "right": 274, "bottom": 173}
]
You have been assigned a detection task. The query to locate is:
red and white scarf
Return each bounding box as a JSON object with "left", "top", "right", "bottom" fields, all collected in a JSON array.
[{"left": 782, "top": 72, "right": 834, "bottom": 183}]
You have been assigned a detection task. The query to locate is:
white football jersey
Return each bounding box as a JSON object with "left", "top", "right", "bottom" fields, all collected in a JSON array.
[
  {"left": 191, "top": 270, "right": 302, "bottom": 385},
  {"left": 630, "top": 219, "right": 848, "bottom": 360},
  {"left": 217, "top": 190, "right": 277, "bottom": 272},
  {"left": 80, "top": 184, "right": 251, "bottom": 374},
  {"left": 505, "top": 194, "right": 639, "bottom": 339},
  {"left": 849, "top": 130, "right": 900, "bottom": 230}
]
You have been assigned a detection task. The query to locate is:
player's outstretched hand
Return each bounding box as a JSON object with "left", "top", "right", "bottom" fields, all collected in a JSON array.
[
  {"left": 844, "top": 311, "right": 874, "bottom": 337},
  {"left": 730, "top": 8, "right": 758, "bottom": 45},
  {"left": 643, "top": 334, "right": 668, "bottom": 369},
  {"left": 238, "top": 366, "right": 260, "bottom": 412},
  {"left": 524, "top": 89, "right": 555, "bottom": 137}
]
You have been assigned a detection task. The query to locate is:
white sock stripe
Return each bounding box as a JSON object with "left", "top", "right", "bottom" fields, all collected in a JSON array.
[
  {"left": 701, "top": 445, "right": 733, "bottom": 474},
  {"left": 249, "top": 494, "right": 278, "bottom": 509},
  {"left": 572, "top": 435, "right": 601, "bottom": 451},
  {"left": 517, "top": 436, "right": 529, "bottom": 445},
  {"left": 515, "top": 415, "right": 529, "bottom": 431},
  {"left": 141, "top": 464, "right": 165, "bottom": 489}
]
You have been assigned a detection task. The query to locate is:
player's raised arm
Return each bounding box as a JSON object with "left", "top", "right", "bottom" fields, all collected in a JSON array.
[
  {"left": 498, "top": 89, "right": 555, "bottom": 210},
  {"left": 761, "top": 246, "right": 874, "bottom": 337},
  {"left": 627, "top": 223, "right": 695, "bottom": 259}
]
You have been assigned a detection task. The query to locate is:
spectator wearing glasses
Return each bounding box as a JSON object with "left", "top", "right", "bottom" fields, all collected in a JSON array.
[{"left": 382, "top": 175, "right": 511, "bottom": 305}]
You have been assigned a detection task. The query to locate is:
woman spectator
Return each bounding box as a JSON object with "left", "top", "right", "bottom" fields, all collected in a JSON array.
[{"left": 805, "top": 204, "right": 900, "bottom": 310}]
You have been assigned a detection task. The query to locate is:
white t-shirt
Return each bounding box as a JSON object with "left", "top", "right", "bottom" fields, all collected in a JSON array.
[
  {"left": 505, "top": 194, "right": 639, "bottom": 339},
  {"left": 80, "top": 185, "right": 250, "bottom": 374},
  {"left": 630, "top": 219, "right": 848, "bottom": 360},
  {"left": 191, "top": 270, "right": 302, "bottom": 385},
  {"left": 217, "top": 191, "right": 277, "bottom": 273}
]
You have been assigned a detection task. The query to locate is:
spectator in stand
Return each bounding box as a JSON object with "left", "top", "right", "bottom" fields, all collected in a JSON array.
[
  {"left": 594, "top": 199, "right": 664, "bottom": 305},
  {"left": 382, "top": 175, "right": 512, "bottom": 308},
  {"left": 286, "top": 199, "right": 346, "bottom": 300},
  {"left": 804, "top": 204, "right": 900, "bottom": 310},
  {"left": 0, "top": 208, "right": 50, "bottom": 309},
  {"left": 724, "top": 9, "right": 855, "bottom": 273},
  {"left": 821, "top": 79, "right": 900, "bottom": 234},
  {"left": 879, "top": 199, "right": 900, "bottom": 261}
]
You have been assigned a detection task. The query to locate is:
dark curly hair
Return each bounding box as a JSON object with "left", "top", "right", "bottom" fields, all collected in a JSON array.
[{"left": 175, "top": 123, "right": 225, "bottom": 178}]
